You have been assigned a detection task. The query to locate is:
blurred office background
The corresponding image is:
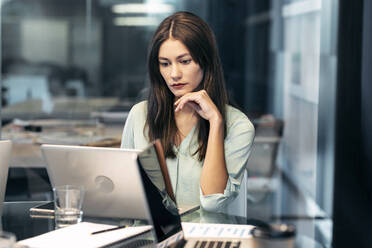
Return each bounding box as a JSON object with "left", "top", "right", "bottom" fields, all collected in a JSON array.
[{"left": 2, "top": 0, "right": 371, "bottom": 247}]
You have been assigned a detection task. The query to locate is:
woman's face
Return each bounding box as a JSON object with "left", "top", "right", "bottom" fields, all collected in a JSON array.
[{"left": 158, "top": 38, "right": 204, "bottom": 98}]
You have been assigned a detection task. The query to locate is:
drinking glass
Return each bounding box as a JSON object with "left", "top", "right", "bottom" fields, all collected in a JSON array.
[{"left": 53, "top": 185, "right": 84, "bottom": 229}]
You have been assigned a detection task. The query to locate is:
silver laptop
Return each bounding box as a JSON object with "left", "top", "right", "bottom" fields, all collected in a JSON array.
[
  {"left": 40, "top": 144, "right": 152, "bottom": 220},
  {"left": 137, "top": 140, "right": 252, "bottom": 248},
  {"left": 0, "top": 140, "right": 12, "bottom": 217}
]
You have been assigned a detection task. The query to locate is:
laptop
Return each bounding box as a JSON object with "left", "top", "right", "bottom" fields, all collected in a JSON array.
[
  {"left": 0, "top": 140, "right": 12, "bottom": 217},
  {"left": 41, "top": 142, "right": 197, "bottom": 218},
  {"left": 41, "top": 144, "right": 152, "bottom": 220},
  {"left": 136, "top": 140, "right": 253, "bottom": 248}
]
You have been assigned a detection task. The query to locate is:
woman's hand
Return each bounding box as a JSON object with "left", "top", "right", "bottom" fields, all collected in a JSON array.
[
  {"left": 174, "top": 90, "right": 222, "bottom": 124},
  {"left": 175, "top": 90, "right": 227, "bottom": 195}
]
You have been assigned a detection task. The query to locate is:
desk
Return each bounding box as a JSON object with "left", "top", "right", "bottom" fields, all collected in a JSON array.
[
  {"left": 2, "top": 120, "right": 125, "bottom": 201},
  {"left": 1, "top": 201, "right": 324, "bottom": 247},
  {"left": 2, "top": 119, "right": 124, "bottom": 168}
]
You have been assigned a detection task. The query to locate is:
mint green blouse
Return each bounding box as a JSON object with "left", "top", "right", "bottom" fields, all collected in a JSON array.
[{"left": 121, "top": 101, "right": 255, "bottom": 213}]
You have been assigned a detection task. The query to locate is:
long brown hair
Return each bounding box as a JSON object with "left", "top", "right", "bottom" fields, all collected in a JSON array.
[{"left": 146, "top": 11, "right": 228, "bottom": 161}]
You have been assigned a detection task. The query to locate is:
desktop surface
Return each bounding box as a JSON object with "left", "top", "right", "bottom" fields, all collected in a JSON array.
[{"left": 2, "top": 201, "right": 323, "bottom": 247}]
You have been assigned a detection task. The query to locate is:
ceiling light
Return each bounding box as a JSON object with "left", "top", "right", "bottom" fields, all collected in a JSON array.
[
  {"left": 113, "top": 17, "right": 161, "bottom": 26},
  {"left": 112, "top": 3, "right": 174, "bottom": 14}
]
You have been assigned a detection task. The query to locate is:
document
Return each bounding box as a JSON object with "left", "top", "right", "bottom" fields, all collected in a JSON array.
[
  {"left": 17, "top": 222, "right": 153, "bottom": 248},
  {"left": 181, "top": 222, "right": 254, "bottom": 239}
]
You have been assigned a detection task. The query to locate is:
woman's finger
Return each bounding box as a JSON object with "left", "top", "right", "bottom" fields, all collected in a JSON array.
[
  {"left": 187, "top": 101, "right": 202, "bottom": 113},
  {"left": 174, "top": 93, "right": 199, "bottom": 111},
  {"left": 174, "top": 90, "right": 215, "bottom": 118}
]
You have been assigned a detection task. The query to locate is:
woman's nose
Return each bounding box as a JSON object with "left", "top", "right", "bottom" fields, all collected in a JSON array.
[{"left": 170, "top": 64, "right": 182, "bottom": 81}]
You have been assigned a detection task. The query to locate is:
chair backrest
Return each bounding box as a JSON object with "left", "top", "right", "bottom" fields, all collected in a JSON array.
[
  {"left": 0, "top": 140, "right": 12, "bottom": 216},
  {"left": 226, "top": 170, "right": 247, "bottom": 218}
]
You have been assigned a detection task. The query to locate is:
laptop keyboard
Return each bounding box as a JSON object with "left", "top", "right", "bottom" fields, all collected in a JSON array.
[{"left": 193, "top": 240, "right": 241, "bottom": 248}]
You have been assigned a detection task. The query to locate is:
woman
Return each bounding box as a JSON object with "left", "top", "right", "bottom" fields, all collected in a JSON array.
[{"left": 121, "top": 11, "right": 254, "bottom": 212}]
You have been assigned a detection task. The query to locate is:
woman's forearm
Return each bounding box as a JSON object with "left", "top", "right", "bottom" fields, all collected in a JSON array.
[{"left": 200, "top": 117, "right": 228, "bottom": 195}]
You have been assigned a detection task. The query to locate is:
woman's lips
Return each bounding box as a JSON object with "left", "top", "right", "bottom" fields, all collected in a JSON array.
[{"left": 171, "top": 83, "right": 186, "bottom": 89}]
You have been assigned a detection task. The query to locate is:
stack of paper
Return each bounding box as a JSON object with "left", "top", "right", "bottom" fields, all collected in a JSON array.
[{"left": 17, "top": 222, "right": 153, "bottom": 248}]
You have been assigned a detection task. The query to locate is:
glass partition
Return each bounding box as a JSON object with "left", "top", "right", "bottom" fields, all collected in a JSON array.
[
  {"left": 0, "top": 0, "right": 188, "bottom": 167},
  {"left": 1, "top": 0, "right": 338, "bottom": 246}
]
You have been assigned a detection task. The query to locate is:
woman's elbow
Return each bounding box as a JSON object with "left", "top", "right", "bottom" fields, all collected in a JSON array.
[{"left": 199, "top": 195, "right": 230, "bottom": 213}]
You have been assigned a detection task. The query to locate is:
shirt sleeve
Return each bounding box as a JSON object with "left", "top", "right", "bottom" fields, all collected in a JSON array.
[
  {"left": 120, "top": 105, "right": 136, "bottom": 149},
  {"left": 200, "top": 112, "right": 255, "bottom": 212}
]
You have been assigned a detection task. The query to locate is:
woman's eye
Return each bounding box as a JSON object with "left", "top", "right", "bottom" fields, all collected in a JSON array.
[
  {"left": 180, "top": 59, "right": 191, "bottom": 65},
  {"left": 159, "top": 62, "right": 169, "bottom": 67}
]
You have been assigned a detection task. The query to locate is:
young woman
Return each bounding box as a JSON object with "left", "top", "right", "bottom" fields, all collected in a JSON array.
[{"left": 121, "top": 11, "right": 254, "bottom": 213}]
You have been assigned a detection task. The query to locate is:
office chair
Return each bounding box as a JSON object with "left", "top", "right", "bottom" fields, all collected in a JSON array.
[{"left": 226, "top": 170, "right": 247, "bottom": 218}]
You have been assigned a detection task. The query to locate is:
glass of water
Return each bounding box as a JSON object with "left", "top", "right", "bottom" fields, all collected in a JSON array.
[{"left": 53, "top": 185, "right": 84, "bottom": 229}]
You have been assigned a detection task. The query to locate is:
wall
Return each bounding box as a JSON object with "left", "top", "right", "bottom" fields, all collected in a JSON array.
[{"left": 271, "top": 0, "right": 323, "bottom": 199}]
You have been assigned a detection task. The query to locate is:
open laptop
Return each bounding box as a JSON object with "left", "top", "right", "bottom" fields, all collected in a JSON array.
[
  {"left": 0, "top": 140, "right": 12, "bottom": 217},
  {"left": 41, "top": 144, "right": 152, "bottom": 220},
  {"left": 41, "top": 143, "right": 198, "bottom": 218},
  {"left": 136, "top": 140, "right": 254, "bottom": 248}
]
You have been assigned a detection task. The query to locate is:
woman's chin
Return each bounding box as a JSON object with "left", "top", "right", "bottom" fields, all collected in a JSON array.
[{"left": 173, "top": 91, "right": 187, "bottom": 98}]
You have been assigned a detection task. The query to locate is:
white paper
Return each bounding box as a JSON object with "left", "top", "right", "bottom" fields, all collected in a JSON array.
[
  {"left": 181, "top": 222, "right": 254, "bottom": 239},
  {"left": 17, "top": 222, "right": 152, "bottom": 248}
]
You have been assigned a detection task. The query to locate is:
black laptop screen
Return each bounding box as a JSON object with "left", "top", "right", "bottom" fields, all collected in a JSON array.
[{"left": 137, "top": 142, "right": 183, "bottom": 242}]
